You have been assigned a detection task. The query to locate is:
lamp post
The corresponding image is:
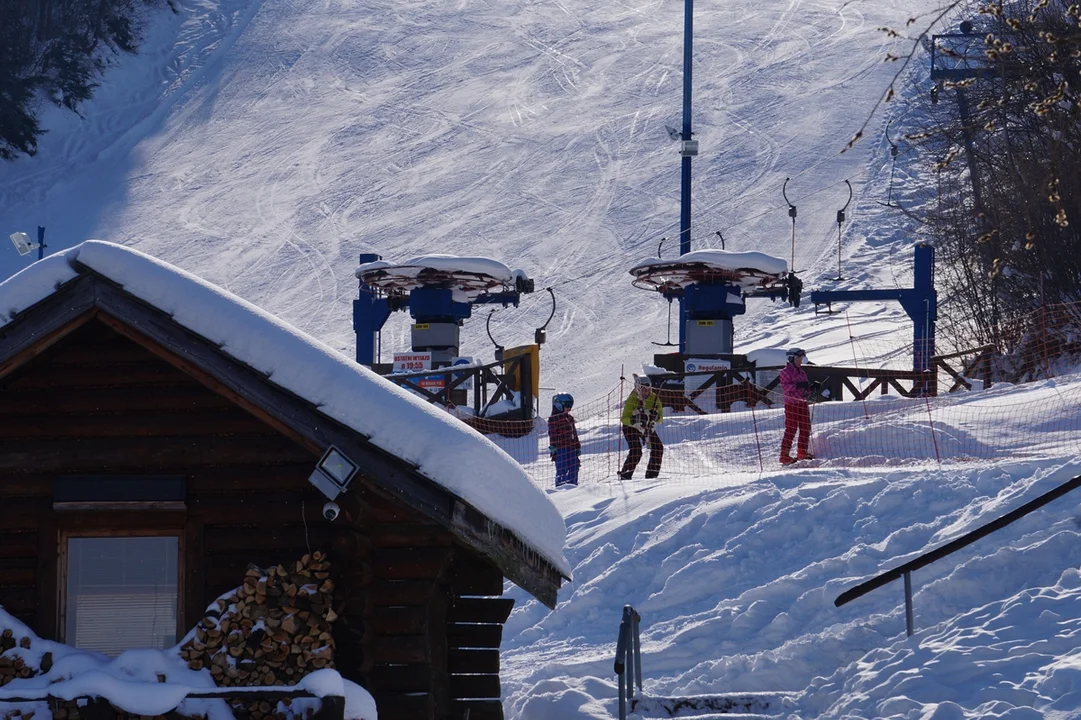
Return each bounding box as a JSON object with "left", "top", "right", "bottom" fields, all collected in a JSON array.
[{"left": 677, "top": 0, "right": 697, "bottom": 353}]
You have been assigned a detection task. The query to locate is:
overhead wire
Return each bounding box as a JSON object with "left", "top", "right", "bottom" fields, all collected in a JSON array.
[{"left": 548, "top": 175, "right": 859, "bottom": 290}]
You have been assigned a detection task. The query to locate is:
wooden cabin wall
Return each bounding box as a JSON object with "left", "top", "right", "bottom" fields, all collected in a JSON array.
[
  {"left": 334, "top": 489, "right": 513, "bottom": 720},
  {"left": 0, "top": 320, "right": 327, "bottom": 636},
  {"left": 0, "top": 319, "right": 517, "bottom": 719}
]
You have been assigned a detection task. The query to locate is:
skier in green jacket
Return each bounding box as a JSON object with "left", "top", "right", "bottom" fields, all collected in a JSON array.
[{"left": 619, "top": 374, "right": 664, "bottom": 480}]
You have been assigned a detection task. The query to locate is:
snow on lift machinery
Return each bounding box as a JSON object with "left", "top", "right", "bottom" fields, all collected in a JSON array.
[
  {"left": 353, "top": 253, "right": 536, "bottom": 369},
  {"left": 629, "top": 247, "right": 803, "bottom": 358}
]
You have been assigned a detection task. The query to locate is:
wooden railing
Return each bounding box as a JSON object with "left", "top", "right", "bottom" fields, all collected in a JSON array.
[
  {"left": 931, "top": 344, "right": 995, "bottom": 393},
  {"left": 647, "top": 343, "right": 998, "bottom": 413},
  {"left": 379, "top": 354, "right": 533, "bottom": 422},
  {"left": 835, "top": 473, "right": 1081, "bottom": 636}
]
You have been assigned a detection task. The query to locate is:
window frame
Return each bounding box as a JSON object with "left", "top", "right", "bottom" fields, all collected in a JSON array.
[{"left": 57, "top": 526, "right": 186, "bottom": 651}]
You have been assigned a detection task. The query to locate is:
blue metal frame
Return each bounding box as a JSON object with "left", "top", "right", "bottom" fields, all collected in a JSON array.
[
  {"left": 352, "top": 253, "right": 528, "bottom": 366},
  {"left": 809, "top": 243, "right": 937, "bottom": 374},
  {"left": 677, "top": 0, "right": 694, "bottom": 352}
]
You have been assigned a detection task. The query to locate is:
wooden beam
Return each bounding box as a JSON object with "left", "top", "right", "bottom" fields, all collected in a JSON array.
[
  {"left": 370, "top": 635, "right": 429, "bottom": 663},
  {"left": 447, "top": 648, "right": 499, "bottom": 674},
  {"left": 447, "top": 623, "right": 502, "bottom": 649},
  {"left": 373, "top": 547, "right": 454, "bottom": 580},
  {"left": 184, "top": 518, "right": 205, "bottom": 632},
  {"left": 0, "top": 435, "right": 312, "bottom": 472},
  {"left": 0, "top": 386, "right": 233, "bottom": 415},
  {"left": 449, "top": 674, "right": 500, "bottom": 699},
  {"left": 450, "top": 551, "right": 504, "bottom": 597},
  {"left": 368, "top": 524, "right": 454, "bottom": 548},
  {"left": 452, "top": 502, "right": 561, "bottom": 608},
  {"left": 451, "top": 699, "right": 503, "bottom": 720},
  {"left": 0, "top": 276, "right": 98, "bottom": 381},
  {"left": 448, "top": 597, "right": 514, "bottom": 624},
  {"left": 36, "top": 520, "right": 57, "bottom": 640},
  {"left": 371, "top": 580, "right": 438, "bottom": 606},
  {"left": 366, "top": 664, "right": 431, "bottom": 694},
  {"left": 371, "top": 693, "right": 434, "bottom": 720},
  {"left": 372, "top": 606, "right": 428, "bottom": 635},
  {"left": 0, "top": 408, "right": 268, "bottom": 439}
]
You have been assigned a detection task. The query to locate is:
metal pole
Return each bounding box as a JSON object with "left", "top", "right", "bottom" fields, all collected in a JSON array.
[
  {"left": 615, "top": 608, "right": 630, "bottom": 719},
  {"left": 680, "top": 0, "right": 693, "bottom": 256},
  {"left": 632, "top": 610, "right": 643, "bottom": 695},
  {"left": 36, "top": 226, "right": 45, "bottom": 260},
  {"left": 903, "top": 570, "right": 914, "bottom": 637},
  {"left": 677, "top": 0, "right": 694, "bottom": 353}
]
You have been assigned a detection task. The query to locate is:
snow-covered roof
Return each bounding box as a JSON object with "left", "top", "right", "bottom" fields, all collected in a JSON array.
[
  {"left": 0, "top": 242, "right": 569, "bottom": 580},
  {"left": 357, "top": 253, "right": 523, "bottom": 281},
  {"left": 630, "top": 249, "right": 789, "bottom": 289}
]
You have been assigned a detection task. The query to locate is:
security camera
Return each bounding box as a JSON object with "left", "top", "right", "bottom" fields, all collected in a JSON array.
[{"left": 322, "top": 501, "right": 341, "bottom": 521}]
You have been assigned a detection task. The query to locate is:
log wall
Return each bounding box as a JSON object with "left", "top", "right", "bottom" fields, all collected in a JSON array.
[{"left": 0, "top": 319, "right": 513, "bottom": 719}]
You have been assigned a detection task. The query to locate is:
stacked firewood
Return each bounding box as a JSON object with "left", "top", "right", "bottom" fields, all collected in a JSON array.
[
  {"left": 180, "top": 551, "right": 337, "bottom": 690},
  {"left": 0, "top": 629, "right": 51, "bottom": 687}
]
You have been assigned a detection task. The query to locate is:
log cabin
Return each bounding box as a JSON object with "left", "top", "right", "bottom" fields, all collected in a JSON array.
[{"left": 0, "top": 241, "right": 570, "bottom": 720}]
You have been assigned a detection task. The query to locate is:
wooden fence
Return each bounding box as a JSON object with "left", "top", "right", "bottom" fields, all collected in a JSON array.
[{"left": 651, "top": 344, "right": 997, "bottom": 414}]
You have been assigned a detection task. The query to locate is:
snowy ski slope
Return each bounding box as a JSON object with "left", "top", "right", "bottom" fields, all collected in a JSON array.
[
  {"left": 0, "top": 0, "right": 936, "bottom": 397},
  {"left": 11, "top": 1, "right": 1081, "bottom": 719}
]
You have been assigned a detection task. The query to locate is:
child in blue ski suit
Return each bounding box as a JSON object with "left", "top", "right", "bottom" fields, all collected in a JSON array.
[{"left": 548, "top": 393, "right": 581, "bottom": 487}]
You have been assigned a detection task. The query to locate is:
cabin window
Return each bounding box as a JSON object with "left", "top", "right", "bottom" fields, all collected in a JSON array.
[{"left": 62, "top": 535, "right": 180, "bottom": 656}]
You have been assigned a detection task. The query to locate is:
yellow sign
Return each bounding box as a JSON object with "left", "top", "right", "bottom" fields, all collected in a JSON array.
[
  {"left": 696, "top": 320, "right": 715, "bottom": 327},
  {"left": 413, "top": 323, "right": 430, "bottom": 330}
]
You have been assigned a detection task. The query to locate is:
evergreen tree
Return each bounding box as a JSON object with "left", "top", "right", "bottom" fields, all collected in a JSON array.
[{"left": 0, "top": 0, "right": 168, "bottom": 161}]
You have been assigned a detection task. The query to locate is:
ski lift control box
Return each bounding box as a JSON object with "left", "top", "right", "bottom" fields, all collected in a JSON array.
[
  {"left": 680, "top": 140, "right": 699, "bottom": 157},
  {"left": 685, "top": 318, "right": 734, "bottom": 355},
  {"left": 411, "top": 322, "right": 460, "bottom": 365}
]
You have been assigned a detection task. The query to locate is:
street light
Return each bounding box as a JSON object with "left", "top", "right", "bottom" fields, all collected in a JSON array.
[{"left": 8, "top": 226, "right": 46, "bottom": 260}]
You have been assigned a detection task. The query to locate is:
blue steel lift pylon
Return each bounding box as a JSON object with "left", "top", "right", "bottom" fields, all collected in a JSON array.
[{"left": 809, "top": 243, "right": 937, "bottom": 378}]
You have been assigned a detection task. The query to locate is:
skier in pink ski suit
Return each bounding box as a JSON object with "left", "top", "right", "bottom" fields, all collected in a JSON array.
[{"left": 779, "top": 348, "right": 813, "bottom": 464}]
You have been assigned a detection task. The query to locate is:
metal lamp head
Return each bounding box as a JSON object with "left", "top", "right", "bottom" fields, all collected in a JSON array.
[
  {"left": 9, "top": 232, "right": 34, "bottom": 256},
  {"left": 307, "top": 445, "right": 359, "bottom": 500}
]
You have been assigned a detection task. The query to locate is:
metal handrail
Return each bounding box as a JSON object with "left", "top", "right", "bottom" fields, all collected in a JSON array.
[
  {"left": 835, "top": 473, "right": 1081, "bottom": 635},
  {"left": 614, "top": 605, "right": 643, "bottom": 720}
]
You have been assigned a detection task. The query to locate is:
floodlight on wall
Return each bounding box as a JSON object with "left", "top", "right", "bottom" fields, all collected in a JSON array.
[
  {"left": 9, "top": 232, "right": 36, "bottom": 256},
  {"left": 307, "top": 445, "right": 359, "bottom": 500}
]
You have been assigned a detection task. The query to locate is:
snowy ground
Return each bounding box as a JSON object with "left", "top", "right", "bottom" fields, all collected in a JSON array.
[
  {"left": 502, "top": 375, "right": 1081, "bottom": 719},
  {"left": 6, "top": 0, "right": 1079, "bottom": 718}
]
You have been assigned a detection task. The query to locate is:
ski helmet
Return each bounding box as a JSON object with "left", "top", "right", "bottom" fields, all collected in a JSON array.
[
  {"left": 786, "top": 347, "right": 806, "bottom": 361},
  {"left": 552, "top": 393, "right": 574, "bottom": 412},
  {"left": 634, "top": 374, "right": 653, "bottom": 395}
]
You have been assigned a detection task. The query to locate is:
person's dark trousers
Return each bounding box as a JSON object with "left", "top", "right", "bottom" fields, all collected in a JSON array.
[
  {"left": 621, "top": 425, "right": 664, "bottom": 478},
  {"left": 554, "top": 447, "right": 580, "bottom": 486}
]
